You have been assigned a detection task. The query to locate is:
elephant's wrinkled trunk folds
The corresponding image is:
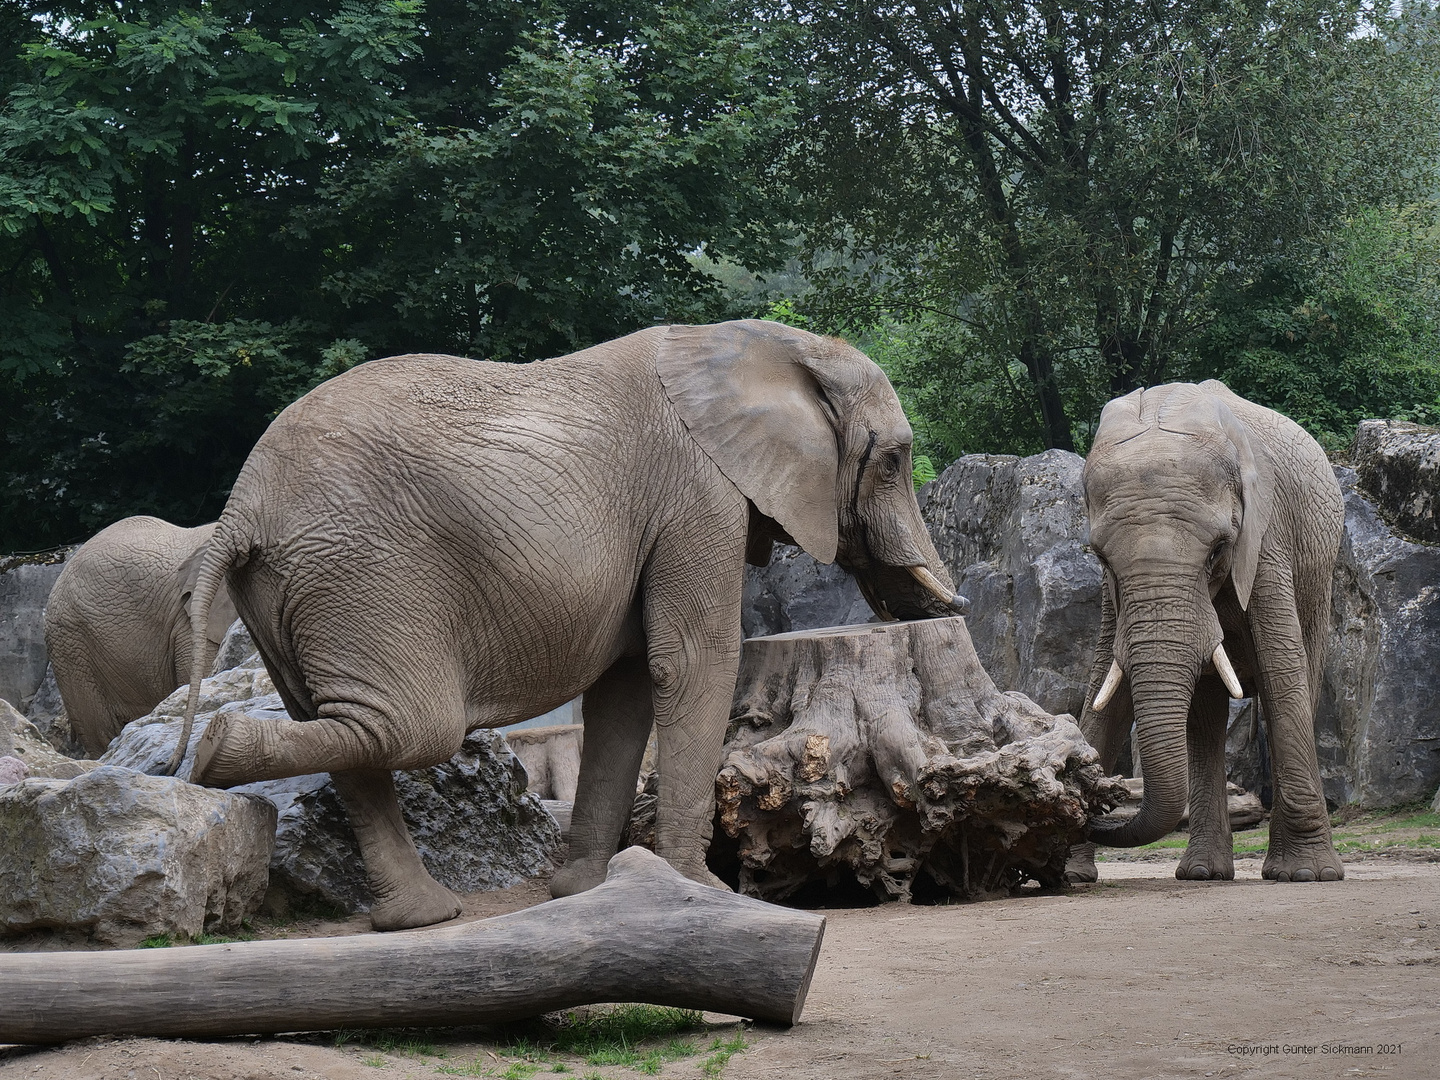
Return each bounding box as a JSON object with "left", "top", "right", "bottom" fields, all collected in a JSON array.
[{"left": 1087, "top": 646, "right": 1200, "bottom": 848}]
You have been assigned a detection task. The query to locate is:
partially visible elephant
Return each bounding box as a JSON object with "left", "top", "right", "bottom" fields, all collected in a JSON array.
[
  {"left": 1069, "top": 381, "right": 1344, "bottom": 883},
  {"left": 175, "top": 319, "right": 967, "bottom": 930},
  {"left": 44, "top": 516, "right": 240, "bottom": 754}
]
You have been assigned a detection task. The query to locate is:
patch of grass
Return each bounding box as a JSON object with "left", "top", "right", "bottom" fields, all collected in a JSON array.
[
  {"left": 362, "top": 1054, "right": 388, "bottom": 1068},
  {"left": 501, "top": 1063, "right": 540, "bottom": 1080},
  {"left": 549, "top": 1005, "right": 706, "bottom": 1057},
  {"left": 701, "top": 1033, "right": 748, "bottom": 1077},
  {"left": 140, "top": 933, "right": 174, "bottom": 948},
  {"left": 434, "top": 1061, "right": 490, "bottom": 1077}
]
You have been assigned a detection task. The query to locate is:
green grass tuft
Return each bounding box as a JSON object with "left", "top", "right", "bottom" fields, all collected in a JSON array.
[{"left": 701, "top": 1032, "right": 749, "bottom": 1077}]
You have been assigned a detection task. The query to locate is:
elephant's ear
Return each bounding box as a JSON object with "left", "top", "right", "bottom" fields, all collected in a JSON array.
[
  {"left": 655, "top": 321, "right": 846, "bottom": 564},
  {"left": 1215, "top": 401, "right": 1276, "bottom": 611}
]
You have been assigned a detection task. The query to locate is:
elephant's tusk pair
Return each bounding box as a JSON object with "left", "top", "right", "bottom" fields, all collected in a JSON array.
[
  {"left": 1213, "top": 643, "right": 1244, "bottom": 699},
  {"left": 1092, "top": 659, "right": 1124, "bottom": 711},
  {"left": 908, "top": 565, "right": 971, "bottom": 615}
]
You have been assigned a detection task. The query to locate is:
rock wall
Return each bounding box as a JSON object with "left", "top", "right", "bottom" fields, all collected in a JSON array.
[
  {"left": 742, "top": 428, "right": 1440, "bottom": 810},
  {"left": 0, "top": 549, "right": 70, "bottom": 712}
]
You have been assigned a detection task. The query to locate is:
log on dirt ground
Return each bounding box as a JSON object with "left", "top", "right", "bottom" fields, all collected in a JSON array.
[
  {"left": 0, "top": 848, "right": 824, "bottom": 1044},
  {"left": 714, "top": 617, "right": 1128, "bottom": 902}
]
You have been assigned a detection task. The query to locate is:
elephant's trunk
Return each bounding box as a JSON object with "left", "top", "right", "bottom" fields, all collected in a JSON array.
[{"left": 1087, "top": 641, "right": 1200, "bottom": 848}]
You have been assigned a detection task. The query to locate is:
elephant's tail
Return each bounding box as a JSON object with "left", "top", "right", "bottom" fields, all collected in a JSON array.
[{"left": 162, "top": 527, "right": 244, "bottom": 778}]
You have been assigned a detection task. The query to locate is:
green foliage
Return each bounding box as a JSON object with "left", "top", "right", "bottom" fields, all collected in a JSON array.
[{"left": 1189, "top": 209, "right": 1440, "bottom": 450}]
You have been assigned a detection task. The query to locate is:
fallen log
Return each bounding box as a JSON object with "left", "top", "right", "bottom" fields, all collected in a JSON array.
[
  {"left": 0, "top": 847, "right": 824, "bottom": 1044},
  {"left": 715, "top": 617, "right": 1127, "bottom": 902}
]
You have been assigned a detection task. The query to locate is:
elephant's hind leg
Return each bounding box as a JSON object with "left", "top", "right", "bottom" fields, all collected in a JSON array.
[
  {"left": 551, "top": 656, "right": 654, "bottom": 899},
  {"left": 332, "top": 768, "right": 461, "bottom": 931},
  {"left": 1177, "top": 672, "right": 1234, "bottom": 881}
]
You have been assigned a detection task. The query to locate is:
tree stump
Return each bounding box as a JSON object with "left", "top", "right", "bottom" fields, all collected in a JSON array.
[
  {"left": 714, "top": 617, "right": 1127, "bottom": 902},
  {"left": 0, "top": 848, "right": 824, "bottom": 1043}
]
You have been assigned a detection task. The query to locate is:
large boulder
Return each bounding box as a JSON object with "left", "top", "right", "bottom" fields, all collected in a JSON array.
[
  {"left": 0, "top": 548, "right": 71, "bottom": 713},
  {"left": 1312, "top": 467, "right": 1440, "bottom": 806},
  {"left": 919, "top": 450, "right": 1100, "bottom": 719},
  {"left": 0, "top": 767, "right": 275, "bottom": 945},
  {"left": 1, "top": 697, "right": 95, "bottom": 780},
  {"left": 103, "top": 669, "right": 561, "bottom": 915},
  {"left": 742, "top": 545, "right": 872, "bottom": 638},
  {"left": 1352, "top": 420, "right": 1440, "bottom": 543}
]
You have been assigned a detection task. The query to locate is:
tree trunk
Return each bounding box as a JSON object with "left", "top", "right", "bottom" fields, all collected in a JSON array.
[
  {"left": 0, "top": 848, "right": 824, "bottom": 1044},
  {"left": 714, "top": 617, "right": 1126, "bottom": 902}
]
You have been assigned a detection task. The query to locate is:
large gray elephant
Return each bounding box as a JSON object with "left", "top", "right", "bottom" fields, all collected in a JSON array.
[
  {"left": 173, "top": 320, "right": 966, "bottom": 930},
  {"left": 44, "top": 516, "right": 240, "bottom": 754},
  {"left": 1068, "top": 381, "right": 1344, "bottom": 884}
]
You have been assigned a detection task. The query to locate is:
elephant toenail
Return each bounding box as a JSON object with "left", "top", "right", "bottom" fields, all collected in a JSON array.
[
  {"left": 1320, "top": 867, "right": 1339, "bottom": 881},
  {"left": 1274, "top": 871, "right": 1290, "bottom": 882},
  {"left": 1293, "top": 868, "right": 1316, "bottom": 882}
]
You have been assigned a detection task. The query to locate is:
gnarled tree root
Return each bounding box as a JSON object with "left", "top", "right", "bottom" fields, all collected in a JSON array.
[
  {"left": 0, "top": 848, "right": 824, "bottom": 1044},
  {"left": 715, "top": 618, "right": 1127, "bottom": 902}
]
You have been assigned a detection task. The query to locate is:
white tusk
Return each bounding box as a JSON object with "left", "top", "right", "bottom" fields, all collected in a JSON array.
[
  {"left": 1092, "top": 659, "right": 1124, "bottom": 711},
  {"left": 1213, "top": 643, "right": 1244, "bottom": 699},
  {"left": 908, "top": 565, "right": 969, "bottom": 613}
]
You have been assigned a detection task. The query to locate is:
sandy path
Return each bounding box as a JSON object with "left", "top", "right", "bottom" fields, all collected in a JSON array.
[{"left": 1, "top": 858, "right": 1435, "bottom": 1080}]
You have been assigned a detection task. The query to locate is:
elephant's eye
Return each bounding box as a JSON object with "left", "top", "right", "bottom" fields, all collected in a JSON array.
[
  {"left": 880, "top": 450, "right": 902, "bottom": 479},
  {"left": 1206, "top": 541, "right": 1228, "bottom": 572}
]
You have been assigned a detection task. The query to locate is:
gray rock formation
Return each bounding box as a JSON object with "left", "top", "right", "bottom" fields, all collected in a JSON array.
[
  {"left": 1352, "top": 420, "right": 1440, "bottom": 543},
  {"left": 104, "top": 669, "right": 561, "bottom": 915},
  {"left": 209, "top": 618, "right": 259, "bottom": 674},
  {"left": 0, "top": 549, "right": 71, "bottom": 713},
  {"left": 22, "top": 663, "right": 77, "bottom": 755},
  {"left": 1314, "top": 467, "right": 1440, "bottom": 806},
  {"left": 742, "top": 545, "right": 872, "bottom": 638},
  {"left": 0, "top": 766, "right": 275, "bottom": 945},
  {"left": 919, "top": 450, "right": 1101, "bottom": 720},
  {"left": 1, "top": 698, "right": 95, "bottom": 780}
]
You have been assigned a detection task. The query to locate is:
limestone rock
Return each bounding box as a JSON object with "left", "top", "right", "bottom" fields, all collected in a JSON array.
[
  {"left": 1317, "top": 467, "right": 1440, "bottom": 807},
  {"left": 0, "top": 548, "right": 71, "bottom": 713},
  {"left": 23, "top": 663, "right": 78, "bottom": 756},
  {"left": 919, "top": 450, "right": 1101, "bottom": 720},
  {"left": 104, "top": 670, "right": 561, "bottom": 914},
  {"left": 209, "top": 618, "right": 260, "bottom": 674},
  {"left": 1, "top": 697, "right": 95, "bottom": 780},
  {"left": 742, "top": 544, "right": 873, "bottom": 638},
  {"left": 0, "top": 756, "right": 26, "bottom": 785},
  {"left": 712, "top": 618, "right": 1126, "bottom": 903},
  {"left": 1352, "top": 420, "right": 1440, "bottom": 543},
  {"left": 0, "top": 766, "right": 276, "bottom": 945},
  {"left": 505, "top": 724, "right": 583, "bottom": 801}
]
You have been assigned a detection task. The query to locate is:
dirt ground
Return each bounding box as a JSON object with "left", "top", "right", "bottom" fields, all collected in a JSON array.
[{"left": 2, "top": 853, "right": 1437, "bottom": 1080}]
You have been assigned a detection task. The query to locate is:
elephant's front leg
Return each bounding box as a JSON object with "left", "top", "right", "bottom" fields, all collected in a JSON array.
[
  {"left": 331, "top": 768, "right": 462, "bottom": 931},
  {"left": 1177, "top": 671, "right": 1234, "bottom": 881},
  {"left": 1251, "top": 568, "right": 1343, "bottom": 882},
  {"left": 550, "top": 657, "right": 654, "bottom": 899},
  {"left": 642, "top": 539, "right": 746, "bottom": 891}
]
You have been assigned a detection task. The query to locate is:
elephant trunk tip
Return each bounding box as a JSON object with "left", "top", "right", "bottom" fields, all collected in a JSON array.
[{"left": 1087, "top": 798, "right": 1186, "bottom": 848}]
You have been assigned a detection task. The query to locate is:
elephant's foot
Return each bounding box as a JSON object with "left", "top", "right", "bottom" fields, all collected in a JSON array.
[
  {"left": 549, "top": 856, "right": 610, "bottom": 899},
  {"left": 369, "top": 875, "right": 462, "bottom": 932},
  {"left": 191, "top": 711, "right": 267, "bottom": 787},
  {"left": 1176, "top": 844, "right": 1235, "bottom": 881},
  {"left": 1063, "top": 842, "right": 1099, "bottom": 884},
  {"left": 1263, "top": 839, "right": 1344, "bottom": 882}
]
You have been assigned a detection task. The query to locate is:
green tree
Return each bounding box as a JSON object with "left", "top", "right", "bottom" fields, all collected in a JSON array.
[{"left": 779, "top": 0, "right": 1440, "bottom": 454}]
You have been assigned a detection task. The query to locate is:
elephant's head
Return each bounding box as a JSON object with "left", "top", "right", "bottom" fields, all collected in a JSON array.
[
  {"left": 655, "top": 320, "right": 965, "bottom": 621},
  {"left": 1082, "top": 382, "right": 1275, "bottom": 846}
]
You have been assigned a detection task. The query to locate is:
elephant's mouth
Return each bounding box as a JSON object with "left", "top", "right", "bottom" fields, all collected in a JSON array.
[{"left": 848, "top": 562, "right": 969, "bottom": 621}]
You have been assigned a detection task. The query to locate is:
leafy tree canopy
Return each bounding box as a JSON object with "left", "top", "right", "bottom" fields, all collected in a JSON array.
[{"left": 777, "top": 0, "right": 1440, "bottom": 457}]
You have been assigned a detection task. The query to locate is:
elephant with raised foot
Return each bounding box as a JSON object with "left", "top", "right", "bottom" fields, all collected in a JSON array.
[
  {"left": 174, "top": 320, "right": 965, "bottom": 930},
  {"left": 44, "top": 516, "right": 240, "bottom": 754},
  {"left": 1068, "top": 381, "right": 1343, "bottom": 884}
]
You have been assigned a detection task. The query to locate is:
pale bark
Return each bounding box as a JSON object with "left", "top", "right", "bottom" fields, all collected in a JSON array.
[
  {"left": 714, "top": 617, "right": 1126, "bottom": 901},
  {"left": 0, "top": 847, "right": 824, "bottom": 1044}
]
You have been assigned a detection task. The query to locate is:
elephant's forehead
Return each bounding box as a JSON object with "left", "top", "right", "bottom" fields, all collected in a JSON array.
[{"left": 1086, "top": 446, "right": 1237, "bottom": 524}]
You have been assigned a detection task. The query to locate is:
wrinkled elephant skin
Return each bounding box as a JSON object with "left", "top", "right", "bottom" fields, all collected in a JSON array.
[
  {"left": 45, "top": 517, "right": 240, "bottom": 754},
  {"left": 177, "top": 320, "right": 961, "bottom": 930}
]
